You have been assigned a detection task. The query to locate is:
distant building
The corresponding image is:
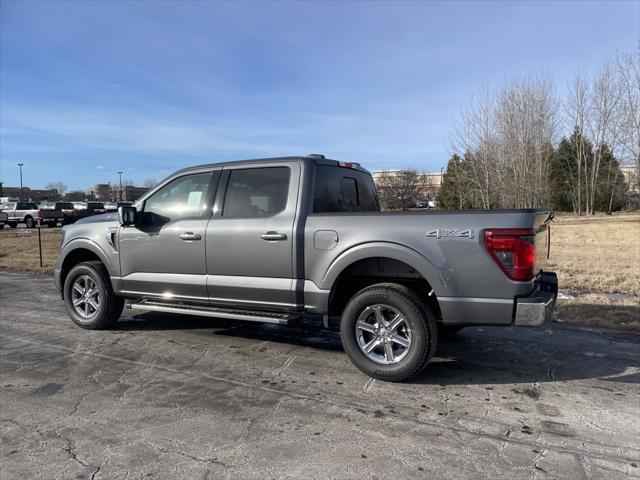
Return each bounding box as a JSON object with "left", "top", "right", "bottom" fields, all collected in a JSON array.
[
  {"left": 0, "top": 186, "right": 60, "bottom": 201},
  {"left": 91, "top": 183, "right": 112, "bottom": 201},
  {"left": 372, "top": 170, "right": 443, "bottom": 200},
  {"left": 123, "top": 185, "right": 150, "bottom": 201},
  {"left": 110, "top": 185, "right": 150, "bottom": 201},
  {"left": 621, "top": 165, "right": 639, "bottom": 194}
]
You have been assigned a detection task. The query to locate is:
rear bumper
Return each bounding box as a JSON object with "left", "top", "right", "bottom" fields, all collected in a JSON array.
[{"left": 514, "top": 272, "right": 558, "bottom": 326}]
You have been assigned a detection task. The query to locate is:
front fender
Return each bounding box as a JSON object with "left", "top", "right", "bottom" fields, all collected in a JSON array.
[
  {"left": 321, "top": 241, "right": 446, "bottom": 295},
  {"left": 58, "top": 237, "right": 118, "bottom": 275}
]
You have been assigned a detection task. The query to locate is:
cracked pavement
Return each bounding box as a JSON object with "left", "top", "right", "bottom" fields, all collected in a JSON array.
[{"left": 1, "top": 271, "right": 639, "bottom": 479}]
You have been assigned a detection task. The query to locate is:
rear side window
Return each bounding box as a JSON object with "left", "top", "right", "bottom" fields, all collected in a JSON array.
[
  {"left": 314, "top": 166, "right": 379, "bottom": 213},
  {"left": 223, "top": 167, "right": 290, "bottom": 218}
]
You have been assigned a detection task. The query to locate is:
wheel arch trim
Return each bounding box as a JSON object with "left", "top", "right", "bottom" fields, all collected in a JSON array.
[{"left": 321, "top": 242, "right": 446, "bottom": 294}]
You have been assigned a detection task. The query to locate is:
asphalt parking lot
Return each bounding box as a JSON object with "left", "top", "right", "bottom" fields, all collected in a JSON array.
[{"left": 1, "top": 272, "right": 639, "bottom": 479}]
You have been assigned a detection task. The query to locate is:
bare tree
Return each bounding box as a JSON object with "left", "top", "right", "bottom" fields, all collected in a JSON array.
[
  {"left": 453, "top": 88, "right": 497, "bottom": 209},
  {"left": 144, "top": 178, "right": 158, "bottom": 188},
  {"left": 45, "top": 182, "right": 67, "bottom": 197},
  {"left": 453, "top": 76, "right": 557, "bottom": 209},
  {"left": 376, "top": 169, "right": 431, "bottom": 210},
  {"left": 566, "top": 63, "right": 624, "bottom": 215},
  {"left": 565, "top": 73, "right": 590, "bottom": 214},
  {"left": 616, "top": 49, "right": 640, "bottom": 193}
]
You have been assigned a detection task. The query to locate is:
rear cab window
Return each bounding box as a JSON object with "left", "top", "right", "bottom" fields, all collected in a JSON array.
[{"left": 314, "top": 165, "right": 379, "bottom": 213}]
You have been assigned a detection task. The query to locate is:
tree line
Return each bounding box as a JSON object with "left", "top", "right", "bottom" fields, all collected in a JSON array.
[{"left": 439, "top": 50, "right": 638, "bottom": 214}]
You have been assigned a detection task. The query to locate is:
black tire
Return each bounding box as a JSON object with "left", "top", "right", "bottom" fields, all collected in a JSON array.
[
  {"left": 340, "top": 283, "right": 438, "bottom": 382},
  {"left": 8, "top": 222, "right": 17, "bottom": 228},
  {"left": 47, "top": 221, "right": 57, "bottom": 228},
  {"left": 63, "top": 261, "right": 124, "bottom": 330},
  {"left": 439, "top": 325, "right": 464, "bottom": 338},
  {"left": 0, "top": 224, "right": 4, "bottom": 229},
  {"left": 25, "top": 216, "right": 35, "bottom": 228}
]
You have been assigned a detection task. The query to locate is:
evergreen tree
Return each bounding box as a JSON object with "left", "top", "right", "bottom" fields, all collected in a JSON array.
[
  {"left": 439, "top": 153, "right": 473, "bottom": 210},
  {"left": 595, "top": 143, "right": 627, "bottom": 213}
]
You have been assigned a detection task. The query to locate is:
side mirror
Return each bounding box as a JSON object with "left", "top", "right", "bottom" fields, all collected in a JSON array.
[{"left": 118, "top": 206, "right": 137, "bottom": 226}]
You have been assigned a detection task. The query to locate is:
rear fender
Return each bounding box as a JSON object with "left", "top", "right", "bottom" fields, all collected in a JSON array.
[{"left": 321, "top": 242, "right": 446, "bottom": 294}]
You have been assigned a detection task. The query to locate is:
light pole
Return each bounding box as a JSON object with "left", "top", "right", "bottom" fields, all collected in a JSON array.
[
  {"left": 18, "top": 163, "right": 24, "bottom": 201},
  {"left": 117, "top": 171, "right": 123, "bottom": 201}
]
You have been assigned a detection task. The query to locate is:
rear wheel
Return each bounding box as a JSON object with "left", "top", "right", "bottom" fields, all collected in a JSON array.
[
  {"left": 47, "top": 221, "right": 57, "bottom": 228},
  {"left": 25, "top": 216, "right": 35, "bottom": 228},
  {"left": 0, "top": 224, "right": 4, "bottom": 229},
  {"left": 8, "top": 222, "right": 17, "bottom": 228},
  {"left": 340, "top": 283, "right": 437, "bottom": 382},
  {"left": 63, "top": 261, "right": 124, "bottom": 329}
]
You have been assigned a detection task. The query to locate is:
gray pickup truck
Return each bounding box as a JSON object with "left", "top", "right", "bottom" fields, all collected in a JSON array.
[{"left": 54, "top": 155, "right": 557, "bottom": 381}]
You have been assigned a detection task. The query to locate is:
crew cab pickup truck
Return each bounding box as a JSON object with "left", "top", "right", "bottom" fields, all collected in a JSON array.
[
  {"left": 0, "top": 202, "right": 63, "bottom": 228},
  {"left": 54, "top": 155, "right": 557, "bottom": 381}
]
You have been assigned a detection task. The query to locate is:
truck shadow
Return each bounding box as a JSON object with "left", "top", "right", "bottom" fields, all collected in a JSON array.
[{"left": 114, "top": 312, "right": 640, "bottom": 386}]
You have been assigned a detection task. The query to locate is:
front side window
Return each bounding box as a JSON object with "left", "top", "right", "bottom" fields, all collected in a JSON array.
[
  {"left": 143, "top": 172, "right": 212, "bottom": 226},
  {"left": 223, "top": 167, "right": 290, "bottom": 218}
]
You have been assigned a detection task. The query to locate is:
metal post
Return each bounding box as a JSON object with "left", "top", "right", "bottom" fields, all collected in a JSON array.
[
  {"left": 38, "top": 225, "right": 43, "bottom": 268},
  {"left": 118, "top": 171, "right": 123, "bottom": 201},
  {"left": 18, "top": 163, "right": 24, "bottom": 201}
]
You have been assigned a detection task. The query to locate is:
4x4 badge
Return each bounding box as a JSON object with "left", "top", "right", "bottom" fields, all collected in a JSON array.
[{"left": 426, "top": 229, "right": 475, "bottom": 239}]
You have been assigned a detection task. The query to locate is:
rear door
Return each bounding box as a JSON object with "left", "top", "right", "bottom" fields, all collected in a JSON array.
[{"left": 205, "top": 163, "right": 300, "bottom": 310}]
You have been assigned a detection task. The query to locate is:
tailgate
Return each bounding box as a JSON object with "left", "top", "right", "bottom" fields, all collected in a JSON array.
[{"left": 533, "top": 210, "right": 553, "bottom": 273}]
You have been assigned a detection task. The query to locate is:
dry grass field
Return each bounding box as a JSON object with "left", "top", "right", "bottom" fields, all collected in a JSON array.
[
  {"left": 547, "top": 213, "right": 640, "bottom": 330},
  {"left": 0, "top": 214, "right": 638, "bottom": 330},
  {"left": 0, "top": 227, "right": 61, "bottom": 274}
]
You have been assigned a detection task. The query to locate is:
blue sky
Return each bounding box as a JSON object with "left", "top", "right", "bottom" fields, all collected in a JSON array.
[{"left": 0, "top": 1, "right": 638, "bottom": 190}]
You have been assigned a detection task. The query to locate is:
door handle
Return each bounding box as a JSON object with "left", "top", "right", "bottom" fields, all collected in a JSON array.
[
  {"left": 261, "top": 231, "right": 287, "bottom": 241},
  {"left": 178, "top": 232, "right": 201, "bottom": 241}
]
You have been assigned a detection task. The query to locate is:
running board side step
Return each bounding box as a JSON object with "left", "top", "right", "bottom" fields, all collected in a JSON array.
[{"left": 128, "top": 301, "right": 299, "bottom": 325}]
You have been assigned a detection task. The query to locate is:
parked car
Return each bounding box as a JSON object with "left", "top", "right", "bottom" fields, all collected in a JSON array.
[
  {"left": 0, "top": 201, "right": 64, "bottom": 228},
  {"left": 1, "top": 202, "right": 38, "bottom": 228},
  {"left": 408, "top": 199, "right": 429, "bottom": 208},
  {"left": 37, "top": 208, "right": 65, "bottom": 227},
  {"left": 52, "top": 202, "right": 81, "bottom": 225},
  {"left": 55, "top": 155, "right": 557, "bottom": 382},
  {"left": 85, "top": 202, "right": 106, "bottom": 215},
  {"left": 70, "top": 202, "right": 106, "bottom": 221},
  {"left": 104, "top": 201, "right": 132, "bottom": 212},
  {"left": 0, "top": 210, "right": 8, "bottom": 229}
]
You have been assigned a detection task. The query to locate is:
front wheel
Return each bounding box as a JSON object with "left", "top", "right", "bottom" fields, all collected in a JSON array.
[
  {"left": 63, "top": 261, "right": 124, "bottom": 329},
  {"left": 340, "top": 283, "right": 438, "bottom": 382}
]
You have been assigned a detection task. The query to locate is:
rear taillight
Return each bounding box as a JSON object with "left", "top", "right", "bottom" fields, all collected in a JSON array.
[
  {"left": 483, "top": 228, "right": 536, "bottom": 281},
  {"left": 37, "top": 211, "right": 43, "bottom": 219},
  {"left": 72, "top": 209, "right": 78, "bottom": 217}
]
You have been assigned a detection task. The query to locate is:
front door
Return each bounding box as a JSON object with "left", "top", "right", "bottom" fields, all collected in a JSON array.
[
  {"left": 206, "top": 163, "right": 300, "bottom": 310},
  {"left": 119, "top": 170, "right": 218, "bottom": 302}
]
